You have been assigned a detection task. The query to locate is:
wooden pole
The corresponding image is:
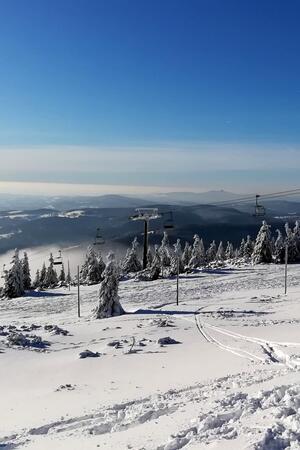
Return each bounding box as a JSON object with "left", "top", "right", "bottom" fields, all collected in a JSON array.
[
  {"left": 77, "top": 265, "right": 81, "bottom": 317},
  {"left": 284, "top": 243, "right": 288, "bottom": 295}
]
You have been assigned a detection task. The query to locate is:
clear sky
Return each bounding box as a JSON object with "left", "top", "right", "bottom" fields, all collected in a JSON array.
[{"left": 0, "top": 0, "right": 300, "bottom": 195}]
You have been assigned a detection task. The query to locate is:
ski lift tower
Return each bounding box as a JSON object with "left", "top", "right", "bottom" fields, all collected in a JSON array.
[{"left": 130, "top": 208, "right": 161, "bottom": 269}]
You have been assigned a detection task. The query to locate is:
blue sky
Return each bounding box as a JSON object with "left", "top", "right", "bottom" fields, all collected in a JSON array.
[{"left": 0, "top": 0, "right": 300, "bottom": 194}]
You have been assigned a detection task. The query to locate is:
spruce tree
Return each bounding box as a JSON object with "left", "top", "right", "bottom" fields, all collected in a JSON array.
[
  {"left": 238, "top": 238, "right": 246, "bottom": 258},
  {"left": 170, "top": 239, "right": 184, "bottom": 275},
  {"left": 206, "top": 241, "right": 217, "bottom": 263},
  {"left": 252, "top": 221, "right": 272, "bottom": 264},
  {"left": 181, "top": 242, "right": 192, "bottom": 268},
  {"left": 284, "top": 222, "right": 298, "bottom": 263},
  {"left": 33, "top": 269, "right": 41, "bottom": 289},
  {"left": 158, "top": 232, "right": 171, "bottom": 272},
  {"left": 45, "top": 253, "right": 58, "bottom": 288},
  {"left": 147, "top": 246, "right": 154, "bottom": 267},
  {"left": 59, "top": 264, "right": 66, "bottom": 284},
  {"left": 189, "top": 235, "right": 206, "bottom": 268},
  {"left": 81, "top": 245, "right": 104, "bottom": 284},
  {"left": 122, "top": 237, "right": 142, "bottom": 273},
  {"left": 94, "top": 252, "right": 124, "bottom": 319},
  {"left": 274, "top": 229, "right": 285, "bottom": 263},
  {"left": 39, "top": 263, "right": 47, "bottom": 288},
  {"left": 3, "top": 249, "right": 24, "bottom": 298},
  {"left": 149, "top": 245, "right": 161, "bottom": 280},
  {"left": 66, "top": 264, "right": 72, "bottom": 285},
  {"left": 243, "top": 235, "right": 254, "bottom": 260},
  {"left": 225, "top": 241, "right": 234, "bottom": 260},
  {"left": 216, "top": 241, "right": 225, "bottom": 261},
  {"left": 21, "top": 252, "right": 31, "bottom": 290}
]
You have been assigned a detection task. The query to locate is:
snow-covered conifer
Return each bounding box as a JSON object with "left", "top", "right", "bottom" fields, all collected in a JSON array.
[
  {"left": 170, "top": 239, "right": 184, "bottom": 275},
  {"left": 284, "top": 222, "right": 298, "bottom": 263},
  {"left": 158, "top": 232, "right": 171, "bottom": 271},
  {"left": 225, "top": 241, "right": 234, "bottom": 260},
  {"left": 206, "top": 241, "right": 217, "bottom": 263},
  {"left": 147, "top": 246, "right": 153, "bottom": 267},
  {"left": 252, "top": 221, "right": 272, "bottom": 264},
  {"left": 59, "top": 264, "right": 66, "bottom": 284},
  {"left": 33, "top": 269, "right": 40, "bottom": 289},
  {"left": 238, "top": 238, "right": 246, "bottom": 258},
  {"left": 216, "top": 241, "right": 225, "bottom": 261},
  {"left": 22, "top": 252, "right": 31, "bottom": 290},
  {"left": 3, "top": 249, "right": 24, "bottom": 298},
  {"left": 243, "top": 235, "right": 254, "bottom": 260},
  {"left": 39, "top": 263, "right": 47, "bottom": 288},
  {"left": 122, "top": 237, "right": 142, "bottom": 273},
  {"left": 274, "top": 229, "right": 285, "bottom": 263},
  {"left": 181, "top": 242, "right": 192, "bottom": 268},
  {"left": 148, "top": 245, "right": 161, "bottom": 280},
  {"left": 80, "top": 245, "right": 104, "bottom": 284},
  {"left": 94, "top": 252, "right": 124, "bottom": 319},
  {"left": 45, "top": 253, "right": 58, "bottom": 288},
  {"left": 189, "top": 235, "right": 206, "bottom": 268}
]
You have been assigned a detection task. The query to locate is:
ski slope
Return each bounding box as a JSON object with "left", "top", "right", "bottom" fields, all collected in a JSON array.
[{"left": 0, "top": 264, "right": 300, "bottom": 449}]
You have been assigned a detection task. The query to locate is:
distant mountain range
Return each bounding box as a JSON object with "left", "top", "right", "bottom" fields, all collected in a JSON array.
[{"left": 1, "top": 192, "right": 300, "bottom": 256}]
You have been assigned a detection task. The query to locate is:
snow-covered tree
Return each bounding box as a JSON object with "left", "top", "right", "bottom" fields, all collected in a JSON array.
[
  {"left": 284, "top": 222, "right": 298, "bottom": 263},
  {"left": 80, "top": 245, "right": 105, "bottom": 284},
  {"left": 216, "top": 241, "right": 225, "bottom": 261},
  {"left": 66, "top": 264, "right": 72, "bottom": 285},
  {"left": 170, "top": 239, "right": 184, "bottom": 275},
  {"left": 149, "top": 245, "right": 161, "bottom": 280},
  {"left": 45, "top": 253, "right": 58, "bottom": 288},
  {"left": 206, "top": 241, "right": 217, "bottom": 263},
  {"left": 274, "top": 229, "right": 285, "bottom": 263},
  {"left": 33, "top": 269, "right": 40, "bottom": 289},
  {"left": 3, "top": 249, "right": 24, "bottom": 298},
  {"left": 122, "top": 237, "right": 142, "bottom": 273},
  {"left": 147, "top": 246, "right": 154, "bottom": 267},
  {"left": 39, "top": 263, "right": 47, "bottom": 288},
  {"left": 238, "top": 238, "right": 246, "bottom": 258},
  {"left": 243, "top": 235, "right": 254, "bottom": 260},
  {"left": 21, "top": 252, "right": 31, "bottom": 290},
  {"left": 181, "top": 242, "right": 192, "bottom": 268},
  {"left": 252, "top": 221, "right": 272, "bottom": 264},
  {"left": 59, "top": 264, "right": 66, "bottom": 284},
  {"left": 225, "top": 241, "right": 234, "bottom": 260},
  {"left": 94, "top": 252, "right": 124, "bottom": 319},
  {"left": 158, "top": 232, "right": 171, "bottom": 272},
  {"left": 293, "top": 221, "right": 300, "bottom": 260},
  {"left": 189, "top": 235, "right": 206, "bottom": 268}
]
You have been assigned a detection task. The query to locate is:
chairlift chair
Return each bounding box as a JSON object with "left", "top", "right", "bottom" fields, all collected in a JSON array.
[
  {"left": 254, "top": 195, "right": 266, "bottom": 217},
  {"left": 163, "top": 211, "right": 175, "bottom": 230},
  {"left": 53, "top": 250, "right": 63, "bottom": 266},
  {"left": 93, "top": 228, "right": 105, "bottom": 246}
]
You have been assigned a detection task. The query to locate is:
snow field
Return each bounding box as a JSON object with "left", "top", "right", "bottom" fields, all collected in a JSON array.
[{"left": 0, "top": 264, "right": 300, "bottom": 449}]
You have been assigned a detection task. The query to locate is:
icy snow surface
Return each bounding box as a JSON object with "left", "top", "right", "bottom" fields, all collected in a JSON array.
[{"left": 0, "top": 264, "right": 300, "bottom": 449}]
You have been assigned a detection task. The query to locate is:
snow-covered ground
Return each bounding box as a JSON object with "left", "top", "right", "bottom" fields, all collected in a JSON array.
[{"left": 1, "top": 264, "right": 300, "bottom": 449}]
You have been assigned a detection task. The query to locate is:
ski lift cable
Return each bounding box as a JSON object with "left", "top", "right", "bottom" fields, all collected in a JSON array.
[{"left": 188, "top": 188, "right": 300, "bottom": 208}]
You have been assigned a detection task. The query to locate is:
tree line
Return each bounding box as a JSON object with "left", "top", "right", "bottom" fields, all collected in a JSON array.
[{"left": 1, "top": 220, "right": 300, "bottom": 299}]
